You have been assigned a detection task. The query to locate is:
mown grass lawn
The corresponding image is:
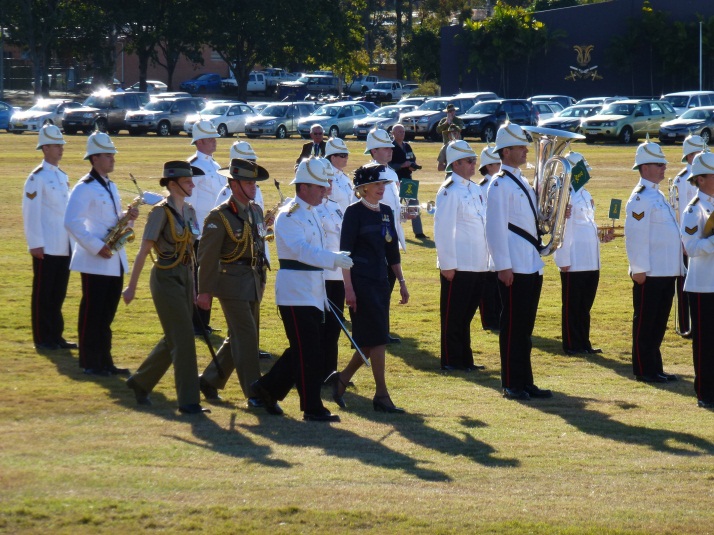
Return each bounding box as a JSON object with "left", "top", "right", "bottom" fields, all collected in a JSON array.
[{"left": 1, "top": 131, "right": 712, "bottom": 534}]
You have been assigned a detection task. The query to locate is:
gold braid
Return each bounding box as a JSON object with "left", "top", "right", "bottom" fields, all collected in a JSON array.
[
  {"left": 150, "top": 206, "right": 192, "bottom": 269},
  {"left": 217, "top": 211, "right": 252, "bottom": 263}
]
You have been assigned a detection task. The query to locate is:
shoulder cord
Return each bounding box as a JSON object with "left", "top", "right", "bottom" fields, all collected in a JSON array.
[
  {"left": 150, "top": 206, "right": 191, "bottom": 270},
  {"left": 217, "top": 211, "right": 253, "bottom": 263}
]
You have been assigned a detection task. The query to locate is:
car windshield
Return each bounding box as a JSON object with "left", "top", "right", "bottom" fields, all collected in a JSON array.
[
  {"left": 418, "top": 99, "right": 448, "bottom": 112},
  {"left": 297, "top": 77, "right": 310, "bottom": 83},
  {"left": 664, "top": 96, "right": 690, "bottom": 108},
  {"left": 467, "top": 101, "right": 500, "bottom": 114},
  {"left": 29, "top": 101, "right": 60, "bottom": 112},
  {"left": 313, "top": 105, "right": 340, "bottom": 117},
  {"left": 558, "top": 106, "right": 598, "bottom": 118},
  {"left": 202, "top": 104, "right": 229, "bottom": 115},
  {"left": 370, "top": 107, "right": 399, "bottom": 119},
  {"left": 143, "top": 101, "right": 172, "bottom": 112},
  {"left": 602, "top": 103, "right": 635, "bottom": 116},
  {"left": 82, "top": 95, "right": 112, "bottom": 107},
  {"left": 261, "top": 105, "right": 287, "bottom": 117},
  {"left": 679, "top": 108, "right": 714, "bottom": 121},
  {"left": 373, "top": 82, "right": 392, "bottom": 90},
  {"left": 197, "top": 74, "right": 213, "bottom": 81}
]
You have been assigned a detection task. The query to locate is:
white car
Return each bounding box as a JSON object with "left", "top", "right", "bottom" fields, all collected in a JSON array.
[
  {"left": 533, "top": 101, "right": 563, "bottom": 123},
  {"left": 9, "top": 99, "right": 82, "bottom": 133},
  {"left": 183, "top": 101, "right": 256, "bottom": 137},
  {"left": 127, "top": 80, "right": 168, "bottom": 94}
]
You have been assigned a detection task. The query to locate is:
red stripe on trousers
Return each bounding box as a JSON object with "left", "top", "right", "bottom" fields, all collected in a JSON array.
[
  {"left": 443, "top": 278, "right": 453, "bottom": 365},
  {"left": 506, "top": 284, "right": 513, "bottom": 386},
  {"left": 289, "top": 306, "right": 307, "bottom": 400},
  {"left": 634, "top": 282, "right": 646, "bottom": 375}
]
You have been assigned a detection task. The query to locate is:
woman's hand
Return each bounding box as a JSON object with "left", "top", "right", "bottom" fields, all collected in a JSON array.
[
  {"left": 398, "top": 281, "right": 409, "bottom": 304},
  {"left": 345, "top": 286, "right": 357, "bottom": 312},
  {"left": 122, "top": 286, "right": 135, "bottom": 305}
]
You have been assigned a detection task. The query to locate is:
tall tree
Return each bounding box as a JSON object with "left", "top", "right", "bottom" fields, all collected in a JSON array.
[{"left": 154, "top": 0, "right": 204, "bottom": 90}]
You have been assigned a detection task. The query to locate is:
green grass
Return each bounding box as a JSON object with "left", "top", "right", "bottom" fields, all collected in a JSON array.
[{"left": 1, "top": 131, "right": 712, "bottom": 534}]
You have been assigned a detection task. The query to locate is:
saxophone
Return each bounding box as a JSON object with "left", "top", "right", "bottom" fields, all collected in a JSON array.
[
  {"left": 264, "top": 178, "right": 289, "bottom": 242},
  {"left": 104, "top": 196, "right": 143, "bottom": 252}
]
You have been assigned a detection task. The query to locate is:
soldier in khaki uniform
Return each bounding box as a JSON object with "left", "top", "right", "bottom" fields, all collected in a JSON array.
[
  {"left": 196, "top": 159, "right": 269, "bottom": 407},
  {"left": 122, "top": 161, "right": 208, "bottom": 414}
]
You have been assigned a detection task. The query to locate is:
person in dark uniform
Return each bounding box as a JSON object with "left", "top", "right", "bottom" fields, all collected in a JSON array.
[
  {"left": 251, "top": 158, "right": 354, "bottom": 422},
  {"left": 22, "top": 124, "right": 76, "bottom": 350},
  {"left": 196, "top": 159, "right": 270, "bottom": 408},
  {"left": 64, "top": 132, "right": 138, "bottom": 377},
  {"left": 122, "top": 161, "right": 208, "bottom": 414},
  {"left": 625, "top": 139, "right": 683, "bottom": 383},
  {"left": 485, "top": 123, "right": 551, "bottom": 401},
  {"left": 680, "top": 151, "right": 714, "bottom": 409},
  {"left": 328, "top": 163, "right": 409, "bottom": 413},
  {"left": 295, "top": 124, "right": 326, "bottom": 168},
  {"left": 389, "top": 124, "right": 426, "bottom": 239}
]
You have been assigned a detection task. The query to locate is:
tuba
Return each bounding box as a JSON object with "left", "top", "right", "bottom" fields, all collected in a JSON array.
[{"left": 522, "top": 126, "right": 585, "bottom": 256}]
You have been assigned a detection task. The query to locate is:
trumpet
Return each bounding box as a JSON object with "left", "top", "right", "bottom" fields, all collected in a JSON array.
[
  {"left": 400, "top": 198, "right": 421, "bottom": 221},
  {"left": 263, "top": 179, "right": 289, "bottom": 242},
  {"left": 420, "top": 200, "right": 436, "bottom": 215}
]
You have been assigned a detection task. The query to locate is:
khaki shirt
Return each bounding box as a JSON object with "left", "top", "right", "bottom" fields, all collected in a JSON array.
[{"left": 143, "top": 197, "right": 198, "bottom": 258}]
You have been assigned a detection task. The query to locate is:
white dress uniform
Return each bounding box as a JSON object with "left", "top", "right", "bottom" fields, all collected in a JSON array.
[
  {"left": 553, "top": 186, "right": 602, "bottom": 353},
  {"left": 680, "top": 191, "right": 714, "bottom": 404},
  {"left": 671, "top": 164, "right": 698, "bottom": 223},
  {"left": 23, "top": 160, "right": 72, "bottom": 347},
  {"left": 316, "top": 199, "right": 344, "bottom": 281},
  {"left": 477, "top": 172, "right": 502, "bottom": 330},
  {"left": 372, "top": 161, "right": 406, "bottom": 251},
  {"left": 671, "top": 164, "right": 696, "bottom": 334},
  {"left": 329, "top": 165, "right": 354, "bottom": 213},
  {"left": 624, "top": 177, "right": 684, "bottom": 378},
  {"left": 434, "top": 172, "right": 489, "bottom": 369},
  {"left": 189, "top": 151, "right": 223, "bottom": 234}
]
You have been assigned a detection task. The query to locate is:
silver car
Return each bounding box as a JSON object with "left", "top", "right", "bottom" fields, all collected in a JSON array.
[
  {"left": 296, "top": 101, "right": 372, "bottom": 138},
  {"left": 353, "top": 104, "right": 417, "bottom": 140},
  {"left": 184, "top": 101, "right": 256, "bottom": 137},
  {"left": 244, "top": 102, "right": 316, "bottom": 139},
  {"left": 9, "top": 99, "right": 82, "bottom": 133}
]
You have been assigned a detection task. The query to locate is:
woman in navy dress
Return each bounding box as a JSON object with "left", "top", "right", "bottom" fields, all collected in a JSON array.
[{"left": 326, "top": 163, "right": 409, "bottom": 413}]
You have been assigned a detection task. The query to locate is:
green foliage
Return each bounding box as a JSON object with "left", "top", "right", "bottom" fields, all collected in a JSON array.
[
  {"left": 402, "top": 24, "right": 441, "bottom": 82},
  {"left": 414, "top": 80, "right": 441, "bottom": 96}
]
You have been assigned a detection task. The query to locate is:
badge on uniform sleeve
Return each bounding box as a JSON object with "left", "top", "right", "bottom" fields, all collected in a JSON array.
[
  {"left": 206, "top": 223, "right": 218, "bottom": 229},
  {"left": 26, "top": 191, "right": 37, "bottom": 200},
  {"left": 632, "top": 211, "right": 644, "bottom": 221},
  {"left": 685, "top": 226, "right": 698, "bottom": 235}
]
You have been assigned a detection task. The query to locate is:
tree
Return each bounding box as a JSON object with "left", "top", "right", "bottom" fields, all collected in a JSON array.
[{"left": 154, "top": 0, "right": 204, "bottom": 91}]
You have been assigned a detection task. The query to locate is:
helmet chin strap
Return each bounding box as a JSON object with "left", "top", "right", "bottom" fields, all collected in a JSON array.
[{"left": 235, "top": 180, "right": 255, "bottom": 202}]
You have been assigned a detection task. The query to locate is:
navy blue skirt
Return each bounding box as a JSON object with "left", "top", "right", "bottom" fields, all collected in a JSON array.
[{"left": 349, "top": 274, "right": 390, "bottom": 347}]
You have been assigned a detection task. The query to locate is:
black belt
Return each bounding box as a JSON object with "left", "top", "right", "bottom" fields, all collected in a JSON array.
[
  {"left": 279, "top": 259, "right": 323, "bottom": 271},
  {"left": 508, "top": 223, "right": 545, "bottom": 252},
  {"left": 222, "top": 258, "right": 264, "bottom": 268},
  {"left": 156, "top": 255, "right": 190, "bottom": 266}
]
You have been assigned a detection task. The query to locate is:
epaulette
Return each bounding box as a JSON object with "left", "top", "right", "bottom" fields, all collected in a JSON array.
[
  {"left": 30, "top": 164, "right": 43, "bottom": 175},
  {"left": 634, "top": 185, "right": 645, "bottom": 193},
  {"left": 478, "top": 177, "right": 489, "bottom": 187},
  {"left": 187, "top": 155, "right": 198, "bottom": 163},
  {"left": 689, "top": 197, "right": 700, "bottom": 207},
  {"left": 674, "top": 167, "right": 687, "bottom": 179},
  {"left": 443, "top": 178, "right": 454, "bottom": 189},
  {"left": 79, "top": 175, "right": 95, "bottom": 184},
  {"left": 287, "top": 202, "right": 300, "bottom": 216},
  {"left": 494, "top": 170, "right": 506, "bottom": 179}
]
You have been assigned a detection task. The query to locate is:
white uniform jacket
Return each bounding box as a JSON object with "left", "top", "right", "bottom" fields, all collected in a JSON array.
[
  {"left": 64, "top": 170, "right": 128, "bottom": 276},
  {"left": 373, "top": 161, "right": 406, "bottom": 251},
  {"left": 624, "top": 177, "right": 684, "bottom": 277},
  {"left": 274, "top": 197, "right": 342, "bottom": 309},
  {"left": 434, "top": 172, "right": 489, "bottom": 272},
  {"left": 316, "top": 198, "right": 344, "bottom": 281},
  {"left": 553, "top": 187, "right": 600, "bottom": 271},
  {"left": 681, "top": 192, "right": 714, "bottom": 293},
  {"left": 479, "top": 173, "right": 497, "bottom": 271},
  {"left": 189, "top": 151, "right": 223, "bottom": 235},
  {"left": 671, "top": 165, "right": 697, "bottom": 223},
  {"left": 329, "top": 165, "right": 354, "bottom": 213},
  {"left": 485, "top": 165, "right": 545, "bottom": 274},
  {"left": 22, "top": 160, "right": 71, "bottom": 255}
]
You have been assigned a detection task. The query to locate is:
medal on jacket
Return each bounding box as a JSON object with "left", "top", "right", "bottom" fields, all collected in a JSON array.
[{"left": 382, "top": 213, "right": 392, "bottom": 242}]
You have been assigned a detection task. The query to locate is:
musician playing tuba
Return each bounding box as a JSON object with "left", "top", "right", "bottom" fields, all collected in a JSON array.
[{"left": 64, "top": 132, "right": 138, "bottom": 377}]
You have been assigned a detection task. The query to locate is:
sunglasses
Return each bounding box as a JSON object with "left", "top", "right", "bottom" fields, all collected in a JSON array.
[
  {"left": 647, "top": 163, "right": 666, "bottom": 168},
  {"left": 333, "top": 153, "right": 349, "bottom": 158},
  {"left": 462, "top": 157, "right": 477, "bottom": 164}
]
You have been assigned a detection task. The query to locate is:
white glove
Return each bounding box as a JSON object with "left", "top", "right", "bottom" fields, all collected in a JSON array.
[{"left": 334, "top": 251, "right": 353, "bottom": 269}]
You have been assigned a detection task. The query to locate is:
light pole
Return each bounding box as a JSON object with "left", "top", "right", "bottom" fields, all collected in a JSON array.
[{"left": 699, "top": 21, "right": 703, "bottom": 91}]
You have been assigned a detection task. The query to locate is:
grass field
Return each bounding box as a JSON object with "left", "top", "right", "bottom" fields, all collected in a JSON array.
[{"left": 1, "top": 130, "right": 712, "bottom": 534}]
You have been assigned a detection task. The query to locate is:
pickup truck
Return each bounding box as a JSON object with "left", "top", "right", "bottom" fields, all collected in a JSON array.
[
  {"left": 262, "top": 68, "right": 298, "bottom": 88},
  {"left": 347, "top": 75, "right": 379, "bottom": 94},
  {"left": 221, "top": 72, "right": 267, "bottom": 95},
  {"left": 365, "top": 81, "right": 404, "bottom": 103}
]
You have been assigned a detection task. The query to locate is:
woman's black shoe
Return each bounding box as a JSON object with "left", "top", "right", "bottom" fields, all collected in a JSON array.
[
  {"left": 324, "top": 371, "right": 347, "bottom": 408},
  {"left": 373, "top": 395, "right": 405, "bottom": 413}
]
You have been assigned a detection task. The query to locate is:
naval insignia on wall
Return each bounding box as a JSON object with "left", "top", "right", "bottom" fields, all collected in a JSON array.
[{"left": 566, "top": 45, "right": 603, "bottom": 82}]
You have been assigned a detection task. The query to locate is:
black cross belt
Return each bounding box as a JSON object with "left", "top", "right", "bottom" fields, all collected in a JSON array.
[{"left": 278, "top": 259, "right": 323, "bottom": 271}]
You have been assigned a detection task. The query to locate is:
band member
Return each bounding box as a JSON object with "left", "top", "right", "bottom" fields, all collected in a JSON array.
[
  {"left": 554, "top": 152, "right": 613, "bottom": 355},
  {"left": 477, "top": 145, "right": 502, "bottom": 332},
  {"left": 251, "top": 159, "right": 353, "bottom": 422},
  {"left": 215, "top": 141, "right": 264, "bottom": 210},
  {"left": 679, "top": 151, "right": 714, "bottom": 409},
  {"left": 64, "top": 132, "right": 138, "bottom": 376},
  {"left": 295, "top": 124, "right": 326, "bottom": 168},
  {"left": 485, "top": 123, "right": 551, "bottom": 400},
  {"left": 22, "top": 125, "right": 75, "bottom": 350},
  {"left": 625, "top": 139, "right": 683, "bottom": 383},
  {"left": 196, "top": 159, "right": 270, "bottom": 408},
  {"left": 671, "top": 134, "right": 705, "bottom": 338},
  {"left": 188, "top": 120, "right": 222, "bottom": 335},
  {"left": 328, "top": 163, "right": 408, "bottom": 413},
  {"left": 434, "top": 140, "right": 488, "bottom": 371},
  {"left": 122, "top": 161, "right": 208, "bottom": 414},
  {"left": 324, "top": 137, "right": 354, "bottom": 212}
]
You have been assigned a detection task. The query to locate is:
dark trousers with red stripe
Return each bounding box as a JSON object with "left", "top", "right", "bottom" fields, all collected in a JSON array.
[
  {"left": 631, "top": 276, "right": 675, "bottom": 377},
  {"left": 688, "top": 292, "right": 714, "bottom": 403},
  {"left": 498, "top": 272, "right": 543, "bottom": 390},
  {"left": 257, "top": 305, "right": 326, "bottom": 413},
  {"left": 560, "top": 270, "right": 599, "bottom": 352},
  {"left": 479, "top": 271, "right": 502, "bottom": 330},
  {"left": 31, "top": 254, "right": 71, "bottom": 345},
  {"left": 675, "top": 275, "right": 691, "bottom": 334},
  {"left": 78, "top": 272, "right": 123, "bottom": 371},
  {"left": 322, "top": 280, "right": 345, "bottom": 381},
  {"left": 440, "top": 270, "right": 486, "bottom": 368}
]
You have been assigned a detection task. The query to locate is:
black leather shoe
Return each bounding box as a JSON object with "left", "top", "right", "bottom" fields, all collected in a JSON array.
[
  {"left": 303, "top": 409, "right": 340, "bottom": 422},
  {"left": 199, "top": 376, "right": 222, "bottom": 401},
  {"left": 564, "top": 348, "right": 588, "bottom": 355},
  {"left": 258, "top": 350, "right": 272, "bottom": 359},
  {"left": 58, "top": 340, "right": 78, "bottom": 349},
  {"left": 503, "top": 388, "right": 530, "bottom": 400},
  {"left": 126, "top": 377, "right": 152, "bottom": 406},
  {"left": 84, "top": 368, "right": 111, "bottom": 377},
  {"left": 35, "top": 342, "right": 59, "bottom": 350},
  {"left": 250, "top": 380, "right": 284, "bottom": 415},
  {"left": 524, "top": 384, "right": 553, "bottom": 398},
  {"left": 586, "top": 347, "right": 603, "bottom": 354},
  {"left": 247, "top": 397, "right": 263, "bottom": 408},
  {"left": 698, "top": 399, "right": 714, "bottom": 409},
  {"left": 414, "top": 233, "right": 428, "bottom": 239},
  {"left": 324, "top": 371, "right": 347, "bottom": 408},
  {"left": 178, "top": 403, "right": 210, "bottom": 414},
  {"left": 106, "top": 365, "right": 130, "bottom": 376},
  {"left": 373, "top": 395, "right": 405, "bottom": 413},
  {"left": 635, "top": 374, "right": 668, "bottom": 383},
  {"left": 465, "top": 363, "right": 485, "bottom": 371},
  {"left": 388, "top": 335, "right": 401, "bottom": 344},
  {"left": 659, "top": 372, "right": 678, "bottom": 382}
]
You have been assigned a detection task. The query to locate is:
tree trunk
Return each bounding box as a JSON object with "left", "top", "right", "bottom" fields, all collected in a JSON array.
[{"left": 395, "top": 0, "right": 403, "bottom": 80}]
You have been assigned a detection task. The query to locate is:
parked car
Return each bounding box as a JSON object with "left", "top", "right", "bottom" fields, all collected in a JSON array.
[
  {"left": 529, "top": 94, "right": 576, "bottom": 109},
  {"left": 74, "top": 76, "right": 122, "bottom": 92},
  {"left": 151, "top": 91, "right": 192, "bottom": 99},
  {"left": 352, "top": 104, "right": 417, "bottom": 140},
  {"left": 347, "top": 75, "right": 379, "bottom": 94},
  {"left": 576, "top": 96, "right": 628, "bottom": 106},
  {"left": 532, "top": 101, "right": 563, "bottom": 122},
  {"left": 179, "top": 73, "right": 222, "bottom": 94},
  {"left": 659, "top": 106, "right": 714, "bottom": 144},
  {"left": 402, "top": 83, "right": 420, "bottom": 96},
  {"left": 244, "top": 102, "right": 316, "bottom": 139},
  {"left": 277, "top": 75, "right": 340, "bottom": 100},
  {"left": 0, "top": 100, "right": 21, "bottom": 131},
  {"left": 398, "top": 96, "right": 429, "bottom": 107},
  {"left": 262, "top": 68, "right": 298, "bottom": 90},
  {"left": 460, "top": 99, "right": 537, "bottom": 142},
  {"left": 62, "top": 90, "right": 149, "bottom": 134},
  {"left": 399, "top": 95, "right": 478, "bottom": 141},
  {"left": 580, "top": 99, "right": 677, "bottom": 144},
  {"left": 364, "top": 81, "right": 405, "bottom": 103},
  {"left": 221, "top": 72, "right": 267, "bottom": 94},
  {"left": 127, "top": 80, "right": 168, "bottom": 94},
  {"left": 297, "top": 101, "right": 372, "bottom": 139},
  {"left": 537, "top": 104, "right": 602, "bottom": 132},
  {"left": 661, "top": 90, "right": 714, "bottom": 116},
  {"left": 248, "top": 101, "right": 271, "bottom": 113},
  {"left": 125, "top": 96, "right": 205, "bottom": 136},
  {"left": 8, "top": 99, "right": 82, "bottom": 133},
  {"left": 184, "top": 101, "right": 256, "bottom": 137}
]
